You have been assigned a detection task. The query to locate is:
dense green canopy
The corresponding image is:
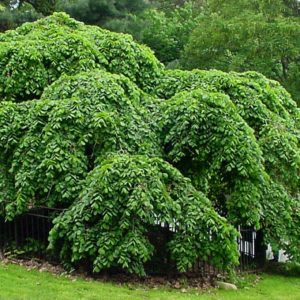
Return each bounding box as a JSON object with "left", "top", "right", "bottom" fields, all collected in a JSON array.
[{"left": 0, "top": 13, "right": 299, "bottom": 275}]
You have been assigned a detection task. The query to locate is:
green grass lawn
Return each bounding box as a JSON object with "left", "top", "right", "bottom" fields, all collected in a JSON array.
[{"left": 0, "top": 262, "right": 299, "bottom": 300}]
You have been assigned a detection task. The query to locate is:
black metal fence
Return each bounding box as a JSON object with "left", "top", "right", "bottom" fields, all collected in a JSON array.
[
  {"left": 0, "top": 207, "right": 63, "bottom": 258},
  {"left": 238, "top": 225, "right": 265, "bottom": 271},
  {"left": 0, "top": 208, "right": 266, "bottom": 275}
]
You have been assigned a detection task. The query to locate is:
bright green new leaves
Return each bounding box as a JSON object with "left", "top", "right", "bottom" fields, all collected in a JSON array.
[
  {"left": 0, "top": 12, "right": 162, "bottom": 101},
  {"left": 158, "top": 88, "right": 265, "bottom": 226},
  {"left": 153, "top": 69, "right": 300, "bottom": 261},
  {"left": 41, "top": 70, "right": 160, "bottom": 157},
  {"left": 153, "top": 69, "right": 300, "bottom": 195},
  {"left": 49, "top": 155, "right": 239, "bottom": 276},
  {"left": 0, "top": 69, "right": 158, "bottom": 220},
  {"left": 43, "top": 69, "right": 141, "bottom": 108}
]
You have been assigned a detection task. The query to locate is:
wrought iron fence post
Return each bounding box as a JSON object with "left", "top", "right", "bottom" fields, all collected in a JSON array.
[{"left": 255, "top": 229, "right": 266, "bottom": 269}]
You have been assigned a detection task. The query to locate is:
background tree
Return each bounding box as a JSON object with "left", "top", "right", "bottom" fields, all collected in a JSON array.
[
  {"left": 149, "top": 0, "right": 204, "bottom": 12},
  {"left": 0, "top": 1, "right": 41, "bottom": 31},
  {"left": 24, "top": 0, "right": 56, "bottom": 15},
  {"left": 106, "top": 2, "right": 201, "bottom": 65},
  {"left": 0, "top": 0, "right": 56, "bottom": 31},
  {"left": 1, "top": 0, "right": 56, "bottom": 15},
  {"left": 0, "top": 0, "right": 150, "bottom": 32},
  {"left": 182, "top": 1, "right": 300, "bottom": 104},
  {"left": 57, "top": 0, "right": 149, "bottom": 26},
  {"left": 205, "top": 0, "right": 300, "bottom": 18}
]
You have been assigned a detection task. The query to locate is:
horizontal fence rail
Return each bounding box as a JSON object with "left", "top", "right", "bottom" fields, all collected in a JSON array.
[
  {"left": 0, "top": 208, "right": 266, "bottom": 275},
  {"left": 0, "top": 207, "right": 64, "bottom": 258}
]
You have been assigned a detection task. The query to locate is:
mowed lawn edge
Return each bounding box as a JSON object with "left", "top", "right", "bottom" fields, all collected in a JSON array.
[{"left": 0, "top": 262, "right": 300, "bottom": 300}]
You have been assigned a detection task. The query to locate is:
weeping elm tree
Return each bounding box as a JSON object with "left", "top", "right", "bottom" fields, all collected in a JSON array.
[{"left": 0, "top": 13, "right": 299, "bottom": 276}]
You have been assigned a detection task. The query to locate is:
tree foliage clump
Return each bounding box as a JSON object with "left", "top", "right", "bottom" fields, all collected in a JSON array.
[
  {"left": 153, "top": 69, "right": 300, "bottom": 259},
  {"left": 0, "top": 14, "right": 299, "bottom": 275},
  {"left": 158, "top": 88, "right": 265, "bottom": 226},
  {"left": 0, "top": 12, "right": 162, "bottom": 101},
  {"left": 49, "top": 155, "right": 238, "bottom": 276},
  {"left": 0, "top": 68, "right": 159, "bottom": 220}
]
